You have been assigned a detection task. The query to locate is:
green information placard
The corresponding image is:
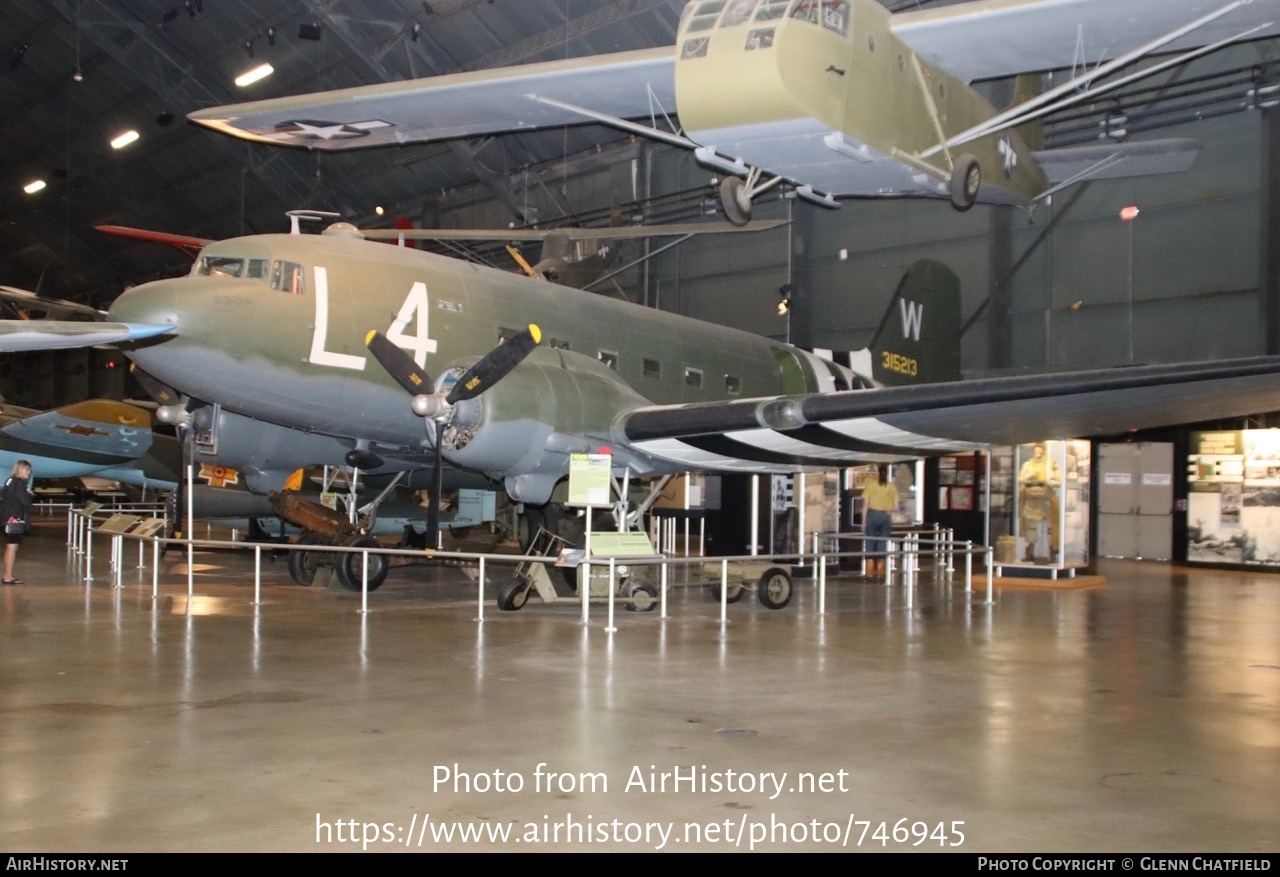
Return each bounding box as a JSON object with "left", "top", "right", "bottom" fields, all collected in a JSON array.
[{"left": 588, "top": 531, "right": 658, "bottom": 557}]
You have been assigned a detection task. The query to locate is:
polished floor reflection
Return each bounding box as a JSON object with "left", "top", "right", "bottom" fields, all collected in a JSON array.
[{"left": 1, "top": 521, "right": 1277, "bottom": 852}]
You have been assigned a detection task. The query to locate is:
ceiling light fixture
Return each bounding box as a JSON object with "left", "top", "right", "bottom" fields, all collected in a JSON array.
[
  {"left": 298, "top": 23, "right": 321, "bottom": 41},
  {"left": 110, "top": 129, "right": 140, "bottom": 149},
  {"left": 23, "top": 180, "right": 46, "bottom": 194},
  {"left": 235, "top": 62, "right": 274, "bottom": 87},
  {"left": 411, "top": 21, "right": 421, "bottom": 41},
  {"left": 266, "top": 26, "right": 276, "bottom": 46},
  {"left": 243, "top": 39, "right": 254, "bottom": 58}
]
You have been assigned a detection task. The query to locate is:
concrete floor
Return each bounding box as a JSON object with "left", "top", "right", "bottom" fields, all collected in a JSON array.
[{"left": 1, "top": 517, "right": 1278, "bottom": 853}]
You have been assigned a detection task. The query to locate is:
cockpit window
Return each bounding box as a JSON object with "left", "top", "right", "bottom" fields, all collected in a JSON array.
[
  {"left": 196, "top": 255, "right": 267, "bottom": 279},
  {"left": 720, "top": 0, "right": 757, "bottom": 27},
  {"left": 754, "top": 0, "right": 789, "bottom": 21},
  {"left": 270, "top": 260, "right": 305, "bottom": 295},
  {"left": 790, "top": 0, "right": 848, "bottom": 34},
  {"left": 686, "top": 0, "right": 726, "bottom": 32}
]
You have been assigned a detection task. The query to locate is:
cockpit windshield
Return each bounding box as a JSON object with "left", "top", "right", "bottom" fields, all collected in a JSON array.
[
  {"left": 194, "top": 255, "right": 268, "bottom": 279},
  {"left": 192, "top": 254, "right": 304, "bottom": 294}
]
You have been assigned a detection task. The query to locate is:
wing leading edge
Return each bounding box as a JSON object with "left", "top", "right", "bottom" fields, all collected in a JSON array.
[
  {"left": 188, "top": 47, "right": 675, "bottom": 151},
  {"left": 619, "top": 356, "right": 1280, "bottom": 472}
]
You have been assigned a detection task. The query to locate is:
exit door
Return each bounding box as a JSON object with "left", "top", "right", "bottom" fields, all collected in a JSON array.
[{"left": 1098, "top": 442, "right": 1174, "bottom": 560}]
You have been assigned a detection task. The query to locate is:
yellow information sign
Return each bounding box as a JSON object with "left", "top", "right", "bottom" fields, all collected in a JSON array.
[{"left": 568, "top": 453, "right": 612, "bottom": 507}]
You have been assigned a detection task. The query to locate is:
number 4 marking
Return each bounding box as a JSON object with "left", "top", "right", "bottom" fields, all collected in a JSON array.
[{"left": 386, "top": 281, "right": 438, "bottom": 368}]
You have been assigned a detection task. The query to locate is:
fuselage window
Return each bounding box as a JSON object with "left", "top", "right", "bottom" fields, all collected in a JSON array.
[
  {"left": 270, "top": 260, "right": 305, "bottom": 295},
  {"left": 643, "top": 358, "right": 661, "bottom": 379},
  {"left": 681, "top": 37, "right": 710, "bottom": 59},
  {"left": 725, "top": 375, "right": 742, "bottom": 396},
  {"left": 598, "top": 350, "right": 619, "bottom": 371},
  {"left": 745, "top": 27, "right": 775, "bottom": 50},
  {"left": 549, "top": 338, "right": 571, "bottom": 351},
  {"left": 497, "top": 326, "right": 522, "bottom": 344},
  {"left": 685, "top": 367, "right": 704, "bottom": 389}
]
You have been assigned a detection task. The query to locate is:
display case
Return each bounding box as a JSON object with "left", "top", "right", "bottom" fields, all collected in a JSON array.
[{"left": 998, "top": 440, "right": 1091, "bottom": 574}]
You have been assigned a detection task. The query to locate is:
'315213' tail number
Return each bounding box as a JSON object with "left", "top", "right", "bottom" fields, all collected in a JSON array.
[{"left": 880, "top": 350, "right": 918, "bottom": 378}]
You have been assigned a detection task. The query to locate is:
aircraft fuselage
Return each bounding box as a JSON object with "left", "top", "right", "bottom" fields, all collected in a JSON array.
[{"left": 109, "top": 226, "right": 848, "bottom": 503}]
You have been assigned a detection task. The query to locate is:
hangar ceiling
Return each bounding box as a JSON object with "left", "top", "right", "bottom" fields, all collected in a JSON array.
[{"left": 1, "top": 0, "right": 1277, "bottom": 310}]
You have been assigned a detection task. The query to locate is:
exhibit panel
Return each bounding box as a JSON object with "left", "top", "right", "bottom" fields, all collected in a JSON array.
[{"left": 1186, "top": 429, "right": 1280, "bottom": 567}]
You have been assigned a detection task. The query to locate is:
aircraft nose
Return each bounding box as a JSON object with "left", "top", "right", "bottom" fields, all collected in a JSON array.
[{"left": 109, "top": 278, "right": 185, "bottom": 330}]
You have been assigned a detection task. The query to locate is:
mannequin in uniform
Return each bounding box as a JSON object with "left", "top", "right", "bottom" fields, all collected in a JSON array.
[{"left": 1018, "top": 443, "right": 1060, "bottom": 561}]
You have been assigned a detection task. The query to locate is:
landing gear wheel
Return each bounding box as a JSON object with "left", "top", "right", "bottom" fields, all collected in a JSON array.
[
  {"left": 950, "top": 154, "right": 980, "bottom": 211},
  {"left": 626, "top": 580, "right": 658, "bottom": 612},
  {"left": 497, "top": 577, "right": 531, "bottom": 611},
  {"left": 335, "top": 534, "right": 389, "bottom": 592},
  {"left": 288, "top": 531, "right": 325, "bottom": 586},
  {"left": 719, "top": 175, "right": 752, "bottom": 227},
  {"left": 757, "top": 567, "right": 793, "bottom": 610},
  {"left": 708, "top": 581, "right": 744, "bottom": 603}
]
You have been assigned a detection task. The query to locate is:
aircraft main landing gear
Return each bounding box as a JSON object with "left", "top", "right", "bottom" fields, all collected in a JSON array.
[{"left": 950, "top": 154, "right": 980, "bottom": 211}]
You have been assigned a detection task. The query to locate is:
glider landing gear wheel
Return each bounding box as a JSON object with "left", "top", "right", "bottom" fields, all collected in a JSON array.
[
  {"left": 757, "top": 567, "right": 793, "bottom": 610},
  {"left": 288, "top": 531, "right": 324, "bottom": 586},
  {"left": 626, "top": 580, "right": 658, "bottom": 612},
  {"left": 719, "top": 175, "right": 753, "bottom": 227},
  {"left": 497, "top": 577, "right": 531, "bottom": 611},
  {"left": 950, "top": 154, "right": 980, "bottom": 211},
  {"left": 708, "top": 581, "right": 744, "bottom": 603},
  {"left": 335, "top": 534, "right": 388, "bottom": 592}
]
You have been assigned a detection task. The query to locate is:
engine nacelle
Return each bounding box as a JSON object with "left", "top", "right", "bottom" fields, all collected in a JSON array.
[{"left": 439, "top": 347, "right": 649, "bottom": 485}]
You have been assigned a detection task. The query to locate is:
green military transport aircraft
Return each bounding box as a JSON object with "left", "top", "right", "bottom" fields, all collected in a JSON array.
[{"left": 2, "top": 219, "right": 1279, "bottom": 534}]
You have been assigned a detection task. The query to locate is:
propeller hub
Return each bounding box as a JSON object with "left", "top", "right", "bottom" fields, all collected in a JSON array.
[{"left": 411, "top": 393, "right": 447, "bottom": 419}]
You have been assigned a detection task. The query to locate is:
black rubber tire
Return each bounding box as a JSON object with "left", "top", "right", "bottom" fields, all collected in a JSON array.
[
  {"left": 719, "top": 175, "right": 752, "bottom": 226},
  {"left": 287, "top": 531, "right": 325, "bottom": 587},
  {"left": 757, "top": 567, "right": 793, "bottom": 610},
  {"left": 708, "top": 581, "right": 744, "bottom": 603},
  {"left": 626, "top": 580, "right": 658, "bottom": 613},
  {"left": 335, "top": 534, "right": 389, "bottom": 592},
  {"left": 497, "top": 577, "right": 531, "bottom": 611},
  {"left": 950, "top": 154, "right": 980, "bottom": 211}
]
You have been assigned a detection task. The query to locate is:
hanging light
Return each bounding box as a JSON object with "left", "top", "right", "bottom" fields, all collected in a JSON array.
[{"left": 235, "top": 63, "right": 274, "bottom": 87}]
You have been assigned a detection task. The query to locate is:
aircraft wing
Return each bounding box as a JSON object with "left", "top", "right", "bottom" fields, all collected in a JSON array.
[
  {"left": 0, "top": 400, "right": 155, "bottom": 477},
  {"left": 0, "top": 321, "right": 173, "bottom": 352},
  {"left": 893, "top": 0, "right": 1280, "bottom": 84},
  {"left": 188, "top": 47, "right": 675, "bottom": 151},
  {"left": 617, "top": 356, "right": 1280, "bottom": 471}
]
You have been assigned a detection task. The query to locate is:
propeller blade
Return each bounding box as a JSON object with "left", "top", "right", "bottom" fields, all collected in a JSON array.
[
  {"left": 427, "top": 420, "right": 443, "bottom": 546},
  {"left": 365, "top": 330, "right": 434, "bottom": 395},
  {"left": 445, "top": 324, "right": 541, "bottom": 404}
]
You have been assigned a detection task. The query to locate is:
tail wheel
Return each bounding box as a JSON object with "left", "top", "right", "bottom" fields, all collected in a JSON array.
[
  {"left": 626, "top": 580, "right": 659, "bottom": 613},
  {"left": 757, "top": 567, "right": 793, "bottom": 610},
  {"left": 287, "top": 531, "right": 325, "bottom": 587},
  {"left": 950, "top": 154, "right": 980, "bottom": 211},
  {"left": 719, "top": 175, "right": 752, "bottom": 227},
  {"left": 335, "top": 534, "right": 389, "bottom": 592},
  {"left": 497, "top": 577, "right": 531, "bottom": 611}
]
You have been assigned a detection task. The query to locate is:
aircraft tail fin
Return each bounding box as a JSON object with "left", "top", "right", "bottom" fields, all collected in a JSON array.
[{"left": 865, "top": 258, "right": 962, "bottom": 386}]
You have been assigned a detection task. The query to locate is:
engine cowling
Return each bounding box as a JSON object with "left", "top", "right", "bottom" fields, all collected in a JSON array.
[{"left": 438, "top": 347, "right": 649, "bottom": 489}]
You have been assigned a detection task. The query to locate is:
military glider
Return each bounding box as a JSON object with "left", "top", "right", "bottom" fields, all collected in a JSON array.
[{"left": 187, "top": 0, "right": 1277, "bottom": 221}]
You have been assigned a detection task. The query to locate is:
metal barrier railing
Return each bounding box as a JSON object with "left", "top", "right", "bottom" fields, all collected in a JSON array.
[{"left": 65, "top": 506, "right": 996, "bottom": 625}]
